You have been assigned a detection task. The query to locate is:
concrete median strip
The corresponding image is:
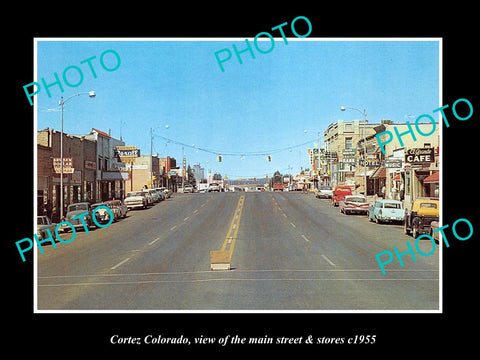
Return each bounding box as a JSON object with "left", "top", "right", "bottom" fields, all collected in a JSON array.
[{"left": 210, "top": 195, "right": 245, "bottom": 271}]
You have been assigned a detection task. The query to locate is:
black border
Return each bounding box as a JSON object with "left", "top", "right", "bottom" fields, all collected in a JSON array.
[{"left": 8, "top": 5, "right": 477, "bottom": 355}]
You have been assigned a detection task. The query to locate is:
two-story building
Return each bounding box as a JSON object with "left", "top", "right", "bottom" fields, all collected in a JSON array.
[
  {"left": 373, "top": 122, "right": 439, "bottom": 210},
  {"left": 77, "top": 128, "right": 127, "bottom": 201},
  {"left": 37, "top": 128, "right": 97, "bottom": 222}
]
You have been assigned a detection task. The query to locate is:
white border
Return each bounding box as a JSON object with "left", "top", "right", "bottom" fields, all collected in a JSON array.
[{"left": 33, "top": 37, "right": 442, "bottom": 314}]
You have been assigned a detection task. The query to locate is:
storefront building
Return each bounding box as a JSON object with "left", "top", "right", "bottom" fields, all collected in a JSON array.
[
  {"left": 78, "top": 128, "right": 127, "bottom": 201},
  {"left": 37, "top": 128, "right": 97, "bottom": 222},
  {"left": 377, "top": 122, "right": 439, "bottom": 210}
]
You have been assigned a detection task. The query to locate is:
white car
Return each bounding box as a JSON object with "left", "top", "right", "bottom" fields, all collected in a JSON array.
[
  {"left": 208, "top": 182, "right": 220, "bottom": 192},
  {"left": 183, "top": 185, "right": 194, "bottom": 193},
  {"left": 315, "top": 185, "right": 333, "bottom": 199},
  {"left": 124, "top": 191, "right": 148, "bottom": 210}
]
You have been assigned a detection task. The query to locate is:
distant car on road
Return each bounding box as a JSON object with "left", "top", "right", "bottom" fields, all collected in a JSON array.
[
  {"left": 339, "top": 195, "right": 369, "bottom": 215},
  {"left": 208, "top": 183, "right": 220, "bottom": 192},
  {"left": 183, "top": 185, "right": 194, "bottom": 193},
  {"left": 368, "top": 199, "right": 404, "bottom": 224},
  {"left": 331, "top": 186, "right": 352, "bottom": 206},
  {"left": 315, "top": 185, "right": 333, "bottom": 199}
]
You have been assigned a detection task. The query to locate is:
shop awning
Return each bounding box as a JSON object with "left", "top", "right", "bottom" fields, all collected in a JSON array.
[
  {"left": 423, "top": 171, "right": 439, "bottom": 184},
  {"left": 371, "top": 167, "right": 386, "bottom": 179}
]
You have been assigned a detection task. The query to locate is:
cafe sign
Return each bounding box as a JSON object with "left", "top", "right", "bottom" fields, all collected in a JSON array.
[{"left": 405, "top": 148, "right": 435, "bottom": 164}]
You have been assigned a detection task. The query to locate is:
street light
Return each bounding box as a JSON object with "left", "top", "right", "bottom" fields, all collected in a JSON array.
[
  {"left": 340, "top": 106, "right": 368, "bottom": 196},
  {"left": 58, "top": 91, "right": 96, "bottom": 220}
]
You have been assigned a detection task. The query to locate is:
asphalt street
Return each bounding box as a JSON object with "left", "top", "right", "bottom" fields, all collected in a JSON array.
[{"left": 37, "top": 192, "right": 439, "bottom": 311}]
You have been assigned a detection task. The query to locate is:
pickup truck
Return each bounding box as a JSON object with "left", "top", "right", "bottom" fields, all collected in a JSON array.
[
  {"left": 404, "top": 198, "right": 439, "bottom": 238},
  {"left": 331, "top": 186, "right": 352, "bottom": 206}
]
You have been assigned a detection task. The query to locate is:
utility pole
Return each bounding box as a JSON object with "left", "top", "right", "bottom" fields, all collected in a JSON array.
[{"left": 150, "top": 127, "right": 153, "bottom": 189}]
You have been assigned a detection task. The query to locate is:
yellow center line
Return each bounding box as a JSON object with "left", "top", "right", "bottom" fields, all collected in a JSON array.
[{"left": 220, "top": 195, "right": 245, "bottom": 261}]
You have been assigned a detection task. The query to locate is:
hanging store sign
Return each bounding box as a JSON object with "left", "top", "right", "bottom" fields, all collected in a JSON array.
[
  {"left": 359, "top": 159, "right": 381, "bottom": 167},
  {"left": 115, "top": 145, "right": 140, "bottom": 163},
  {"left": 384, "top": 159, "right": 403, "bottom": 168},
  {"left": 53, "top": 157, "right": 74, "bottom": 173},
  {"left": 405, "top": 148, "right": 435, "bottom": 163}
]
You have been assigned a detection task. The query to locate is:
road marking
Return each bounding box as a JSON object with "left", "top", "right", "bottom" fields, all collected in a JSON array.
[
  {"left": 193, "top": 209, "right": 198, "bottom": 214},
  {"left": 110, "top": 258, "right": 130, "bottom": 270},
  {"left": 217, "top": 195, "right": 246, "bottom": 262},
  {"left": 282, "top": 213, "right": 287, "bottom": 218},
  {"left": 321, "top": 254, "right": 336, "bottom": 267},
  {"left": 38, "top": 269, "right": 439, "bottom": 279},
  {"left": 170, "top": 225, "right": 177, "bottom": 231},
  {"left": 149, "top": 237, "right": 160, "bottom": 245},
  {"left": 301, "top": 234, "right": 310, "bottom": 242},
  {"left": 290, "top": 222, "right": 296, "bottom": 228},
  {"left": 183, "top": 216, "right": 190, "bottom": 221}
]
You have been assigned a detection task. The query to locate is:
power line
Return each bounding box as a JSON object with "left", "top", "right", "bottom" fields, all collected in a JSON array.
[{"left": 153, "top": 134, "right": 317, "bottom": 157}]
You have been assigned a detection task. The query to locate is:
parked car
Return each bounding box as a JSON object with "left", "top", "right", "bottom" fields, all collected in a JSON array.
[
  {"left": 368, "top": 199, "right": 404, "bottom": 224},
  {"left": 37, "top": 216, "right": 56, "bottom": 240},
  {"left": 144, "top": 189, "right": 159, "bottom": 202},
  {"left": 124, "top": 191, "right": 148, "bottom": 210},
  {"left": 105, "top": 199, "right": 128, "bottom": 219},
  {"left": 155, "top": 188, "right": 165, "bottom": 201},
  {"left": 339, "top": 195, "right": 369, "bottom": 215},
  {"left": 142, "top": 190, "right": 155, "bottom": 205},
  {"left": 331, "top": 186, "right": 352, "bottom": 206},
  {"left": 404, "top": 198, "right": 439, "bottom": 238},
  {"left": 315, "top": 185, "right": 333, "bottom": 199},
  {"left": 161, "top": 187, "right": 171, "bottom": 198},
  {"left": 91, "top": 202, "right": 116, "bottom": 224},
  {"left": 61, "top": 202, "right": 95, "bottom": 232}
]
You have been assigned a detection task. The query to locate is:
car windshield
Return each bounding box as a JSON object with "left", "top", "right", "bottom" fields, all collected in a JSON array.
[
  {"left": 68, "top": 204, "right": 88, "bottom": 211},
  {"left": 420, "top": 203, "right": 437, "bottom": 209},
  {"left": 384, "top": 203, "right": 401, "bottom": 209},
  {"left": 319, "top": 186, "right": 332, "bottom": 190},
  {"left": 127, "top": 192, "right": 143, "bottom": 197}
]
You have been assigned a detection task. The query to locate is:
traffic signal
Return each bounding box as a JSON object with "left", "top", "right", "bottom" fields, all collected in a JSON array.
[
  {"left": 217, "top": 155, "right": 222, "bottom": 162},
  {"left": 266, "top": 155, "right": 272, "bottom": 162}
]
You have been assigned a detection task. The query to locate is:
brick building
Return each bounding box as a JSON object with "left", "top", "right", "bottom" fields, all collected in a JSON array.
[{"left": 37, "top": 128, "right": 97, "bottom": 222}]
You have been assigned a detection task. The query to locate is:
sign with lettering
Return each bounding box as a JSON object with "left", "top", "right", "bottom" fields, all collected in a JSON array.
[
  {"left": 115, "top": 146, "right": 140, "bottom": 163},
  {"left": 53, "top": 157, "right": 74, "bottom": 173},
  {"left": 384, "top": 159, "right": 403, "bottom": 168},
  {"left": 405, "top": 148, "right": 435, "bottom": 163}
]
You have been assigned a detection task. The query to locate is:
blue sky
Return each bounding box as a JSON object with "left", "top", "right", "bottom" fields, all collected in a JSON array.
[{"left": 35, "top": 39, "right": 440, "bottom": 179}]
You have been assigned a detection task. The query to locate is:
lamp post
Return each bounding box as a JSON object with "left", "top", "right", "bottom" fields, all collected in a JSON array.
[
  {"left": 340, "top": 106, "right": 368, "bottom": 196},
  {"left": 58, "top": 91, "right": 96, "bottom": 220}
]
